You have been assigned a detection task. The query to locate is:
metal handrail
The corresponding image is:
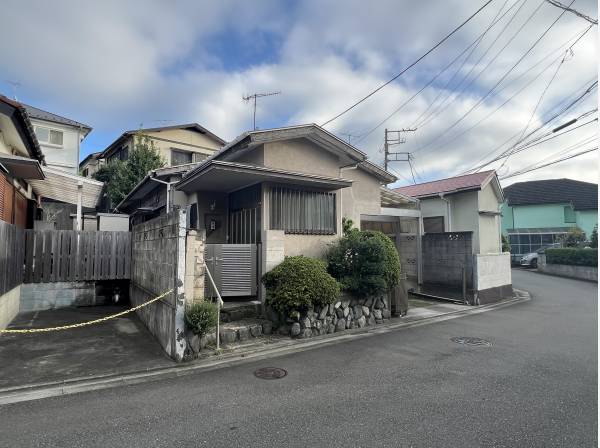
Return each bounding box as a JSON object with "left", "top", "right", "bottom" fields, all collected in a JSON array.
[{"left": 204, "top": 263, "right": 224, "bottom": 350}]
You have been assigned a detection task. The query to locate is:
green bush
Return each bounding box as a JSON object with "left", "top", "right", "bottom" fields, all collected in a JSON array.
[
  {"left": 558, "top": 227, "right": 586, "bottom": 248},
  {"left": 326, "top": 230, "right": 401, "bottom": 297},
  {"left": 185, "top": 301, "right": 218, "bottom": 336},
  {"left": 546, "top": 248, "right": 598, "bottom": 267},
  {"left": 262, "top": 256, "right": 340, "bottom": 313}
]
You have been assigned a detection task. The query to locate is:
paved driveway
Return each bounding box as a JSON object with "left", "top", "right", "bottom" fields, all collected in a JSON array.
[
  {"left": 0, "top": 270, "right": 596, "bottom": 447},
  {"left": 0, "top": 306, "right": 174, "bottom": 389}
]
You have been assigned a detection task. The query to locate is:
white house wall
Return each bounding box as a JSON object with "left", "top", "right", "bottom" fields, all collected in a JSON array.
[{"left": 30, "top": 118, "right": 81, "bottom": 174}]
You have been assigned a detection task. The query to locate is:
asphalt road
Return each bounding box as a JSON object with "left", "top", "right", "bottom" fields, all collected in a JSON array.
[{"left": 0, "top": 270, "right": 596, "bottom": 447}]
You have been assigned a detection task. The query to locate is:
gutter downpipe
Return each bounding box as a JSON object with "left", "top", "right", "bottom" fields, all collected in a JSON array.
[
  {"left": 439, "top": 193, "right": 451, "bottom": 232},
  {"left": 150, "top": 177, "right": 175, "bottom": 212},
  {"left": 339, "top": 163, "right": 360, "bottom": 232}
]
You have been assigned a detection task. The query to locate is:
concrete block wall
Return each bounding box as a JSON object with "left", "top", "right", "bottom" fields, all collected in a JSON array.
[
  {"left": 539, "top": 254, "right": 598, "bottom": 282},
  {"left": 20, "top": 282, "right": 97, "bottom": 312},
  {"left": 0, "top": 285, "right": 20, "bottom": 330}
]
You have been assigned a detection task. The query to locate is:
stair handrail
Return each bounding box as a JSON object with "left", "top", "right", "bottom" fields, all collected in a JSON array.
[{"left": 204, "top": 263, "right": 224, "bottom": 350}]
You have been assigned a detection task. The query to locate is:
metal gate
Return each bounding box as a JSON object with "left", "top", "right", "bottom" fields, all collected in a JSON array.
[{"left": 204, "top": 244, "right": 259, "bottom": 297}]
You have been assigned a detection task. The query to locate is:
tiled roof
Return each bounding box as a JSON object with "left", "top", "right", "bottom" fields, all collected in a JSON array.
[
  {"left": 394, "top": 170, "right": 495, "bottom": 198},
  {"left": 504, "top": 178, "right": 598, "bottom": 210},
  {"left": 21, "top": 103, "right": 92, "bottom": 131}
]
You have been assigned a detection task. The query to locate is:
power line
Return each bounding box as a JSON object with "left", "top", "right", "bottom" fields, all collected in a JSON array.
[
  {"left": 496, "top": 47, "right": 568, "bottom": 171},
  {"left": 319, "top": 0, "right": 495, "bottom": 127},
  {"left": 416, "top": 25, "right": 593, "bottom": 166},
  {"left": 413, "top": 0, "right": 575, "bottom": 154},
  {"left": 414, "top": 0, "right": 530, "bottom": 129},
  {"left": 500, "top": 147, "right": 598, "bottom": 179},
  {"left": 352, "top": 0, "right": 518, "bottom": 144},
  {"left": 463, "top": 104, "right": 598, "bottom": 174},
  {"left": 459, "top": 79, "right": 597, "bottom": 174},
  {"left": 544, "top": 0, "right": 598, "bottom": 24}
]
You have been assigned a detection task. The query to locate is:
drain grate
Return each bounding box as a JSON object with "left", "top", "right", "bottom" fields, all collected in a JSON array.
[
  {"left": 254, "top": 367, "right": 288, "bottom": 380},
  {"left": 451, "top": 336, "right": 491, "bottom": 347}
]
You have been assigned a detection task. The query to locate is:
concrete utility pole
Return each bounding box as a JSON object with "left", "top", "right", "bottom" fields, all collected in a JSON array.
[
  {"left": 384, "top": 128, "right": 417, "bottom": 181},
  {"left": 243, "top": 91, "right": 281, "bottom": 130}
]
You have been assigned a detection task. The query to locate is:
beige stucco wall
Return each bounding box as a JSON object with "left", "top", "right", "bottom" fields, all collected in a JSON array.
[
  {"left": 477, "top": 181, "right": 502, "bottom": 254},
  {"left": 478, "top": 181, "right": 501, "bottom": 212},
  {"left": 282, "top": 234, "right": 338, "bottom": 259},
  {"left": 420, "top": 197, "right": 448, "bottom": 228},
  {"left": 146, "top": 128, "right": 222, "bottom": 166},
  {"left": 235, "top": 145, "right": 265, "bottom": 165},
  {"left": 450, "top": 191, "right": 480, "bottom": 251},
  {"left": 263, "top": 138, "right": 341, "bottom": 177},
  {"left": 341, "top": 168, "right": 381, "bottom": 225}
]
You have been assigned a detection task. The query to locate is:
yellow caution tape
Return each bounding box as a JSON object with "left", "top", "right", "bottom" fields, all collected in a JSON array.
[{"left": 0, "top": 289, "right": 174, "bottom": 334}]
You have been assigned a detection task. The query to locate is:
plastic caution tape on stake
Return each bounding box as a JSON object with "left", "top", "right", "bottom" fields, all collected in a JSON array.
[{"left": 0, "top": 289, "right": 173, "bottom": 334}]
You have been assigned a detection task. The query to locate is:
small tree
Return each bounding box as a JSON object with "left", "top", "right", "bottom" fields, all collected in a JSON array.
[
  {"left": 93, "top": 132, "right": 164, "bottom": 208},
  {"left": 591, "top": 225, "right": 598, "bottom": 249},
  {"left": 327, "top": 230, "right": 401, "bottom": 298},
  {"left": 559, "top": 227, "right": 586, "bottom": 248},
  {"left": 502, "top": 234, "right": 511, "bottom": 252}
]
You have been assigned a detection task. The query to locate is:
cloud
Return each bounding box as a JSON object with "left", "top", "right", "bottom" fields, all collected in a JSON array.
[{"left": 0, "top": 0, "right": 596, "bottom": 186}]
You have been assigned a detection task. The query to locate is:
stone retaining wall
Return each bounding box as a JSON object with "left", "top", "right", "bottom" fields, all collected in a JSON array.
[{"left": 268, "top": 294, "right": 391, "bottom": 338}]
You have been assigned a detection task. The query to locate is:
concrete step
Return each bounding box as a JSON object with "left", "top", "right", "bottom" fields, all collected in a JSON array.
[
  {"left": 218, "top": 318, "right": 273, "bottom": 345},
  {"left": 220, "top": 300, "right": 262, "bottom": 322}
]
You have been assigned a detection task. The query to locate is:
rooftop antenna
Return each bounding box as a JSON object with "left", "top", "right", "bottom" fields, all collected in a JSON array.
[
  {"left": 243, "top": 91, "right": 281, "bottom": 130},
  {"left": 5, "top": 80, "right": 21, "bottom": 101}
]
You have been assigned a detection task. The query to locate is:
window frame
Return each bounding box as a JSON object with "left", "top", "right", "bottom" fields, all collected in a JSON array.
[
  {"left": 269, "top": 186, "right": 336, "bottom": 235},
  {"left": 170, "top": 148, "right": 193, "bottom": 166},
  {"left": 34, "top": 125, "right": 64, "bottom": 148}
]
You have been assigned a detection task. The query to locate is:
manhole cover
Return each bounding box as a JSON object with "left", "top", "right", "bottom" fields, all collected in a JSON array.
[
  {"left": 254, "top": 367, "right": 287, "bottom": 380},
  {"left": 450, "top": 336, "right": 491, "bottom": 347}
]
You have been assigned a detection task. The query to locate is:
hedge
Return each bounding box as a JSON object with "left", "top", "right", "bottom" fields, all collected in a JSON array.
[
  {"left": 262, "top": 256, "right": 340, "bottom": 313},
  {"left": 545, "top": 248, "right": 598, "bottom": 267}
]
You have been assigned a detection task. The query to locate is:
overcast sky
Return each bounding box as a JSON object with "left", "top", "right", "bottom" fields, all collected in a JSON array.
[{"left": 1, "top": 0, "right": 597, "bottom": 187}]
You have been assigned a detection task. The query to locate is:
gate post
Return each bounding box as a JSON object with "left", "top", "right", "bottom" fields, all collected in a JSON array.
[
  {"left": 173, "top": 209, "right": 187, "bottom": 361},
  {"left": 184, "top": 229, "right": 206, "bottom": 305}
]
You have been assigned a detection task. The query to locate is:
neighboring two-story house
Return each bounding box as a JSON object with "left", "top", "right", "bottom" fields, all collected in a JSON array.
[
  {"left": 79, "top": 151, "right": 104, "bottom": 178},
  {"left": 501, "top": 178, "right": 598, "bottom": 258},
  {"left": 22, "top": 103, "right": 92, "bottom": 174},
  {"left": 96, "top": 123, "right": 226, "bottom": 170}
]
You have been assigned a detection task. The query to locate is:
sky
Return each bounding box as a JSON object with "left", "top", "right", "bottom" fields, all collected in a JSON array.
[{"left": 0, "top": 0, "right": 597, "bottom": 188}]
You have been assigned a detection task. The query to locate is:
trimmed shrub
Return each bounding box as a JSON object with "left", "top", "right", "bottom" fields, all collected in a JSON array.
[
  {"left": 327, "top": 230, "right": 401, "bottom": 297},
  {"left": 262, "top": 256, "right": 340, "bottom": 313},
  {"left": 546, "top": 248, "right": 598, "bottom": 267},
  {"left": 185, "top": 301, "right": 218, "bottom": 336}
]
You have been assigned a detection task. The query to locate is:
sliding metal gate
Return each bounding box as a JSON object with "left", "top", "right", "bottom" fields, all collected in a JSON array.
[{"left": 204, "top": 244, "right": 259, "bottom": 297}]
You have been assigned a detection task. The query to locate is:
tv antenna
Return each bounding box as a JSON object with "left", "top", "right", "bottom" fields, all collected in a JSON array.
[
  {"left": 5, "top": 80, "right": 21, "bottom": 101},
  {"left": 243, "top": 91, "right": 281, "bottom": 130}
]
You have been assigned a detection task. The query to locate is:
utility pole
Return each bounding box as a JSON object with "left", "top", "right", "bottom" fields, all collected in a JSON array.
[
  {"left": 384, "top": 128, "right": 416, "bottom": 177},
  {"left": 243, "top": 91, "right": 281, "bottom": 130}
]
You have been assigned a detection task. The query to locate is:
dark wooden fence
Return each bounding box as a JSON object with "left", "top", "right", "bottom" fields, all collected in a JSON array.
[
  {"left": 0, "top": 220, "right": 25, "bottom": 295},
  {"left": 23, "top": 230, "right": 131, "bottom": 283}
]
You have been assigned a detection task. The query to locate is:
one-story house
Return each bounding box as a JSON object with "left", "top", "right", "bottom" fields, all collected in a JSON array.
[
  {"left": 395, "top": 170, "right": 504, "bottom": 254},
  {"left": 395, "top": 170, "right": 512, "bottom": 303},
  {"left": 121, "top": 123, "right": 422, "bottom": 301}
]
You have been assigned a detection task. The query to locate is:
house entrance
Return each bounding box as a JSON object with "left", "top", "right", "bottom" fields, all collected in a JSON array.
[{"left": 204, "top": 243, "right": 260, "bottom": 298}]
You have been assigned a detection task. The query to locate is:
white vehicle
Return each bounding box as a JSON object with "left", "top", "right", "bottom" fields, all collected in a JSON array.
[{"left": 520, "top": 243, "right": 562, "bottom": 268}]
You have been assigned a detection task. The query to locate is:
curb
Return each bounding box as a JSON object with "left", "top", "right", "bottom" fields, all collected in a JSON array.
[{"left": 0, "top": 290, "right": 530, "bottom": 406}]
